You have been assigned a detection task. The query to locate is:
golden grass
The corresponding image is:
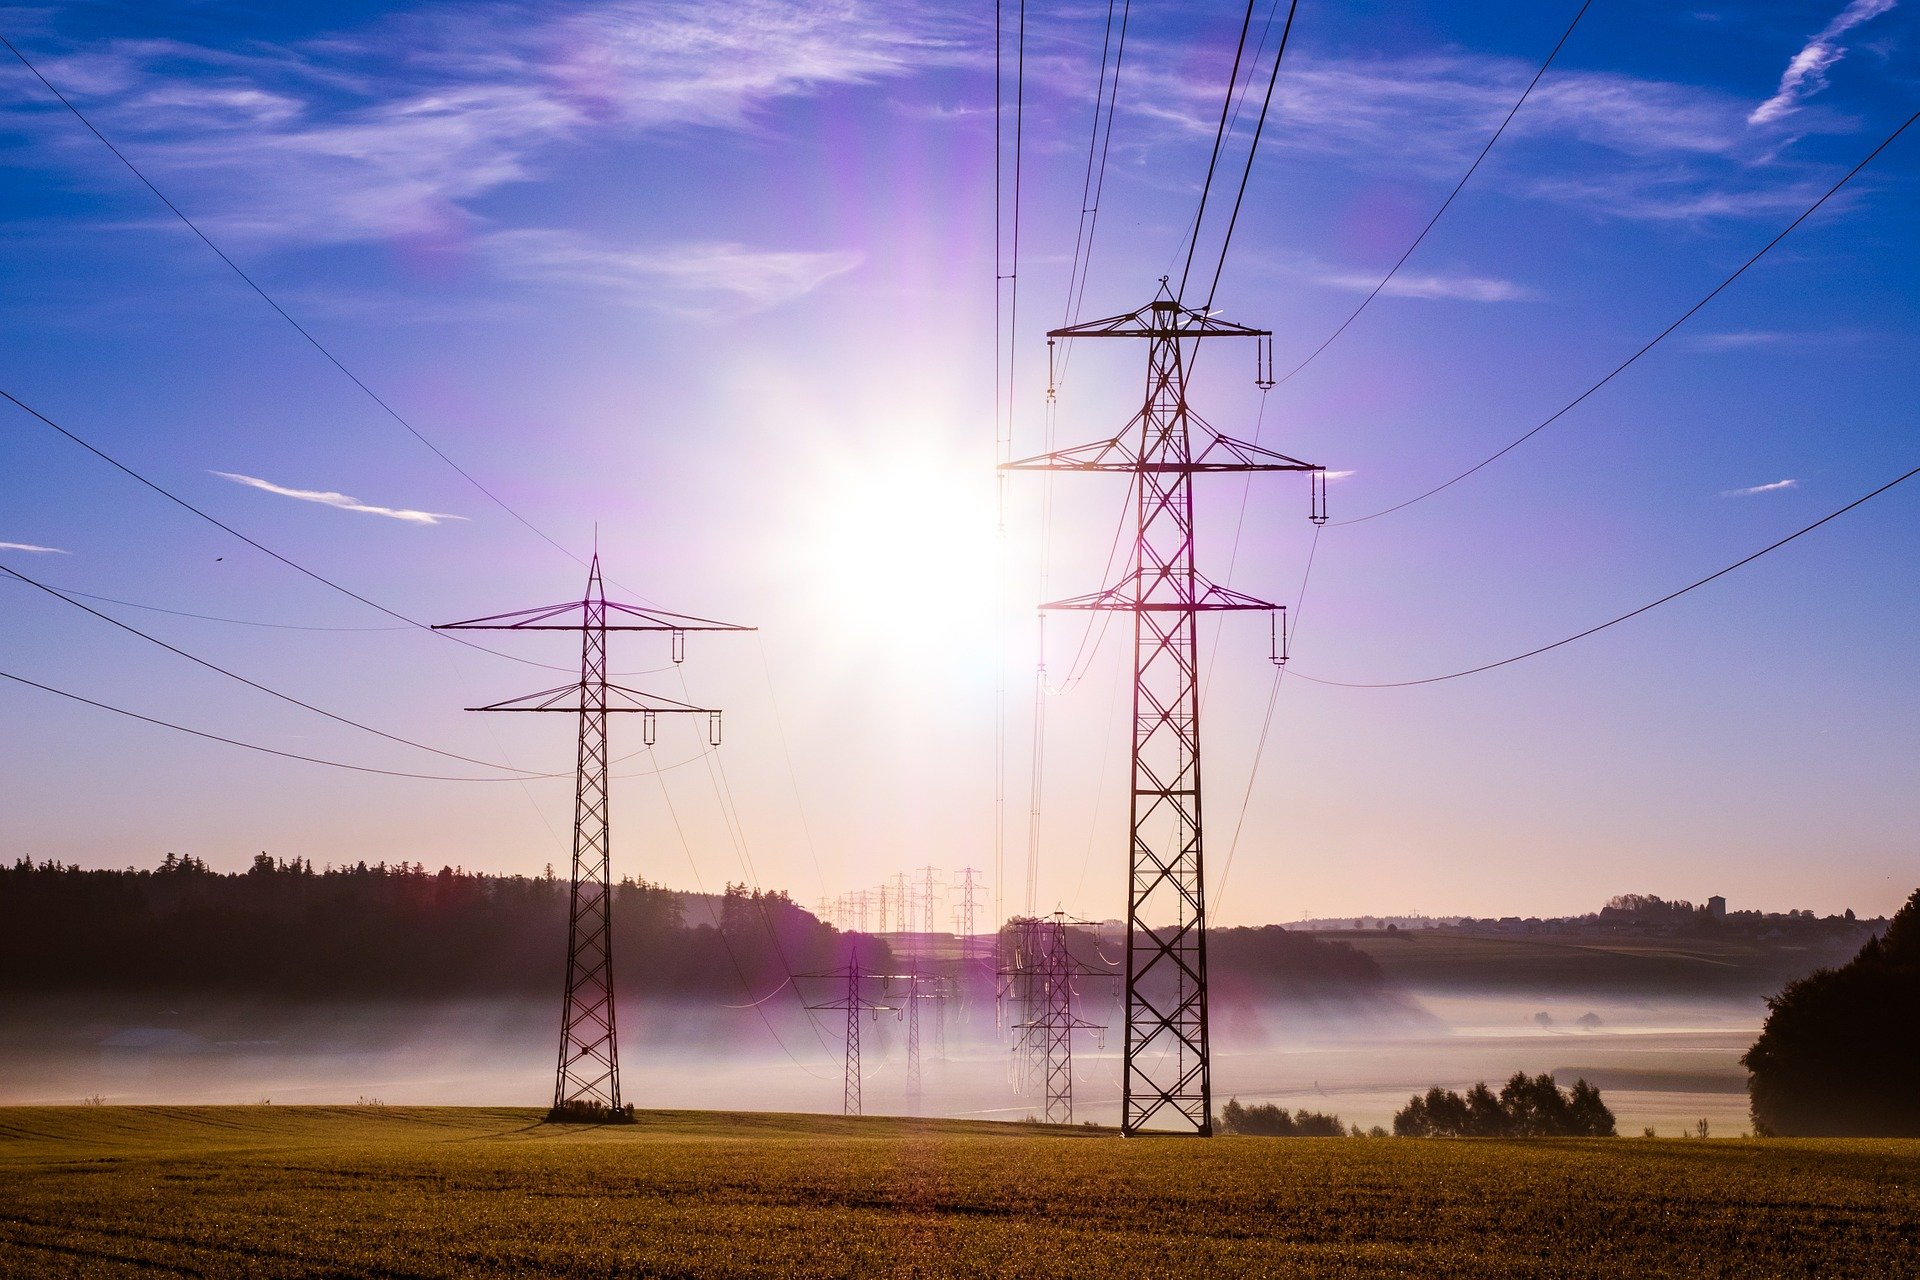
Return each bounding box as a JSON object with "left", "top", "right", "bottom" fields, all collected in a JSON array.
[{"left": 2, "top": 1106, "right": 1916, "bottom": 1277}]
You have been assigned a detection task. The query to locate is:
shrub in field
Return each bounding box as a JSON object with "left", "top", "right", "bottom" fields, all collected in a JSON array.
[
  {"left": 547, "top": 1100, "right": 636, "bottom": 1125},
  {"left": 1743, "top": 887, "right": 1920, "bottom": 1137},
  {"left": 1393, "top": 1073, "right": 1615, "bottom": 1137},
  {"left": 1218, "top": 1099, "right": 1346, "bottom": 1136}
]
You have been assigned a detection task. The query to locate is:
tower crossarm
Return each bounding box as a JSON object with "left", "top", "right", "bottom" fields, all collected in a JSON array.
[
  {"left": 434, "top": 600, "right": 753, "bottom": 632},
  {"left": 1005, "top": 427, "right": 1320, "bottom": 475},
  {"left": 1045, "top": 293, "right": 1269, "bottom": 341},
  {"left": 1041, "top": 573, "right": 1284, "bottom": 614},
  {"left": 466, "top": 683, "right": 719, "bottom": 715}
]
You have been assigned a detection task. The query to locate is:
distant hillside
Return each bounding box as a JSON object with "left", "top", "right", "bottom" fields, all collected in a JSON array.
[{"left": 1326, "top": 929, "right": 1875, "bottom": 996}]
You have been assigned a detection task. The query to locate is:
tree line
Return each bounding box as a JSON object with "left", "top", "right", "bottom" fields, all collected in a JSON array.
[{"left": 0, "top": 854, "right": 861, "bottom": 1001}]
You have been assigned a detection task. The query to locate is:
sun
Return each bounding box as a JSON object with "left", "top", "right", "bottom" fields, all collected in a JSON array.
[{"left": 795, "top": 444, "right": 1007, "bottom": 676}]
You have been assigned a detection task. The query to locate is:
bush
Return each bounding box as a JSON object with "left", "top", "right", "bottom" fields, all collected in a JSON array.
[
  {"left": 1393, "top": 1073, "right": 1615, "bottom": 1137},
  {"left": 1219, "top": 1099, "right": 1346, "bottom": 1136},
  {"left": 1743, "top": 888, "right": 1920, "bottom": 1136}
]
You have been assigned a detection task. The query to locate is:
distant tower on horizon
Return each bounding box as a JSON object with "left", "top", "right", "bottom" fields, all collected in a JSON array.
[{"left": 1707, "top": 895, "right": 1727, "bottom": 920}]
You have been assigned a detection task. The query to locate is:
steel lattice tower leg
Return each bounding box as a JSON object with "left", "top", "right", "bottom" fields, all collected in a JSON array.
[{"left": 555, "top": 564, "right": 619, "bottom": 1112}]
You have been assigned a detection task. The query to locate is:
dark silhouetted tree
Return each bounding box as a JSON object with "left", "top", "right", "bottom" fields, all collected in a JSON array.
[
  {"left": 1394, "top": 1074, "right": 1613, "bottom": 1136},
  {"left": 1743, "top": 888, "right": 1920, "bottom": 1137},
  {"left": 1219, "top": 1099, "right": 1346, "bottom": 1136}
]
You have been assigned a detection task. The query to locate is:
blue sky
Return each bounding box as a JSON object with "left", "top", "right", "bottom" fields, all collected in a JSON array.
[{"left": 0, "top": 0, "right": 1914, "bottom": 922}]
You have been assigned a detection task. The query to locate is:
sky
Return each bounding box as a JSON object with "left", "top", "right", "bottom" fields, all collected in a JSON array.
[{"left": 0, "top": 0, "right": 1915, "bottom": 925}]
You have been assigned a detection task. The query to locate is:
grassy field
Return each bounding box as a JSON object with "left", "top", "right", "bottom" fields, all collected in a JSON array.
[{"left": 3, "top": 1107, "right": 1917, "bottom": 1277}]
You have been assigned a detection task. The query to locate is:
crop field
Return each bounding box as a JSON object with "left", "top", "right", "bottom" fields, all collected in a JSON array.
[{"left": 3, "top": 1107, "right": 1918, "bottom": 1277}]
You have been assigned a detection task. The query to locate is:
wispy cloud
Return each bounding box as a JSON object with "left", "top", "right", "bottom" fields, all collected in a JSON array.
[
  {"left": 1685, "top": 330, "right": 1795, "bottom": 351},
  {"left": 212, "top": 472, "right": 466, "bottom": 524},
  {"left": 0, "top": 541, "right": 70, "bottom": 554},
  {"left": 484, "top": 230, "right": 862, "bottom": 314},
  {"left": 1317, "top": 269, "right": 1530, "bottom": 302},
  {"left": 1722, "top": 478, "right": 1800, "bottom": 497},
  {"left": 1750, "top": 0, "right": 1898, "bottom": 125},
  {"left": 8, "top": 2, "right": 950, "bottom": 250},
  {"left": 1322, "top": 470, "right": 1358, "bottom": 481},
  {"left": 1123, "top": 47, "right": 1858, "bottom": 224}
]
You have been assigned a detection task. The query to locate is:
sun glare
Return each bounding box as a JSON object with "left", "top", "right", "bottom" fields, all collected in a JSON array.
[{"left": 798, "top": 447, "right": 1005, "bottom": 674}]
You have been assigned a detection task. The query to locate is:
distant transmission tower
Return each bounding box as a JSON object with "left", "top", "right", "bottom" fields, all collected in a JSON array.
[
  {"left": 438, "top": 554, "right": 750, "bottom": 1118},
  {"left": 1016, "top": 912, "right": 1108, "bottom": 1125},
  {"left": 805, "top": 949, "right": 894, "bottom": 1116},
  {"left": 1004, "top": 283, "right": 1326, "bottom": 1135},
  {"left": 999, "top": 916, "right": 1046, "bottom": 1097}
]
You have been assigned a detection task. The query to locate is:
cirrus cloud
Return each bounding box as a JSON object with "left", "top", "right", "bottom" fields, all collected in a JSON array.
[{"left": 212, "top": 472, "right": 466, "bottom": 524}]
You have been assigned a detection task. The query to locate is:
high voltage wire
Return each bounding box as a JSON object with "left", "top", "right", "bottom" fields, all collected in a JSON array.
[
  {"left": 1198, "top": 0, "right": 1303, "bottom": 311},
  {"left": 1297, "top": 458, "right": 1920, "bottom": 689},
  {"left": 1336, "top": 106, "right": 1920, "bottom": 527},
  {"left": 648, "top": 752, "right": 835, "bottom": 1079},
  {"left": 0, "top": 581, "right": 410, "bottom": 631},
  {"left": 1177, "top": 0, "right": 1260, "bottom": 304},
  {"left": 0, "top": 668, "right": 530, "bottom": 782},
  {"left": 0, "top": 31, "right": 594, "bottom": 579},
  {"left": 993, "top": 0, "right": 1032, "bottom": 938},
  {"left": 2, "top": 563, "right": 549, "bottom": 776},
  {"left": 0, "top": 576, "right": 674, "bottom": 677},
  {"left": 1211, "top": 523, "right": 1321, "bottom": 912},
  {"left": 0, "top": 384, "right": 583, "bottom": 675},
  {"left": 1273, "top": 0, "right": 1595, "bottom": 385}
]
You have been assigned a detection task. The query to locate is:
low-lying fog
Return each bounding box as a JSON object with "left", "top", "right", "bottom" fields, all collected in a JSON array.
[{"left": 1, "top": 989, "right": 1764, "bottom": 1136}]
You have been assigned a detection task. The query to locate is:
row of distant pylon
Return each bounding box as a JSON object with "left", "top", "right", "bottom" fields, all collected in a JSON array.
[{"left": 815, "top": 865, "right": 988, "bottom": 939}]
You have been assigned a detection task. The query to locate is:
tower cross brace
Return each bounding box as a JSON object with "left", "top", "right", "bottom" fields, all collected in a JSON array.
[{"left": 1003, "top": 284, "right": 1325, "bottom": 1135}]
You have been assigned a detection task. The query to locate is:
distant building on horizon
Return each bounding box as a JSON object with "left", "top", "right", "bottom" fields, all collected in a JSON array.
[{"left": 1707, "top": 895, "right": 1727, "bottom": 919}]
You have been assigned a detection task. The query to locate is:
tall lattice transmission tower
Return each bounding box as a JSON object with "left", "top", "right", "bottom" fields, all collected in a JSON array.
[
  {"left": 1004, "top": 282, "right": 1326, "bottom": 1135},
  {"left": 437, "top": 554, "right": 750, "bottom": 1119},
  {"left": 804, "top": 949, "right": 894, "bottom": 1116}
]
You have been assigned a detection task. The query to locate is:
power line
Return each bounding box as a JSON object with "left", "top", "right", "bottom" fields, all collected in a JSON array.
[
  {"left": 0, "top": 667, "right": 533, "bottom": 782},
  {"left": 2, "top": 562, "right": 550, "bottom": 775},
  {"left": 1061, "top": 0, "right": 1133, "bottom": 336},
  {"left": 1177, "top": 0, "right": 1260, "bottom": 303},
  {"left": 0, "top": 30, "right": 593, "bottom": 577},
  {"left": 1272, "top": 0, "right": 1595, "bottom": 385},
  {"left": 0, "top": 576, "right": 677, "bottom": 678},
  {"left": 1212, "top": 522, "right": 1321, "bottom": 911},
  {"left": 1336, "top": 106, "right": 1920, "bottom": 527},
  {"left": 0, "top": 384, "right": 585, "bottom": 675},
  {"left": 0, "top": 580, "right": 409, "bottom": 631},
  {"left": 1298, "top": 458, "right": 1920, "bottom": 689},
  {"left": 1199, "top": 0, "right": 1303, "bottom": 311}
]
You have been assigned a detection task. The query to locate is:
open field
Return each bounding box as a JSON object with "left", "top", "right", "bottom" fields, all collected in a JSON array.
[{"left": 3, "top": 1108, "right": 1918, "bottom": 1277}]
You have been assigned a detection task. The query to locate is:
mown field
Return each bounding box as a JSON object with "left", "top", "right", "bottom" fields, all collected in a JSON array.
[{"left": 2, "top": 1107, "right": 1917, "bottom": 1277}]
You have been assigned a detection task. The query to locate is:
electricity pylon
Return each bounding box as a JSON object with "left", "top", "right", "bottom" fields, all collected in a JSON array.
[
  {"left": 1012, "top": 912, "right": 1108, "bottom": 1125},
  {"left": 437, "top": 554, "right": 750, "bottom": 1118},
  {"left": 804, "top": 948, "right": 895, "bottom": 1116},
  {"left": 998, "top": 916, "right": 1046, "bottom": 1097},
  {"left": 1004, "top": 282, "right": 1326, "bottom": 1136}
]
